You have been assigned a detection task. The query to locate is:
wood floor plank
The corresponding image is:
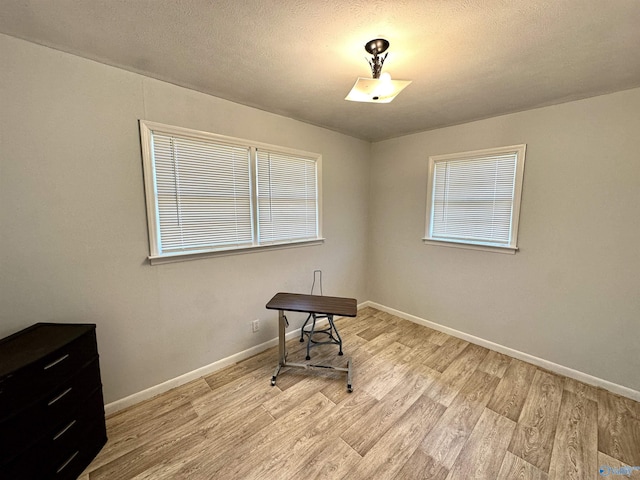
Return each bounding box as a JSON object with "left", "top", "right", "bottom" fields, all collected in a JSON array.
[
  {"left": 359, "top": 329, "right": 402, "bottom": 354},
  {"left": 191, "top": 365, "right": 280, "bottom": 417},
  {"left": 287, "top": 437, "right": 362, "bottom": 480},
  {"left": 423, "top": 336, "right": 469, "bottom": 373},
  {"left": 356, "top": 319, "right": 393, "bottom": 341},
  {"left": 508, "top": 369, "right": 564, "bottom": 472},
  {"left": 178, "top": 392, "right": 335, "bottom": 480},
  {"left": 126, "top": 404, "right": 275, "bottom": 480},
  {"left": 237, "top": 389, "right": 376, "bottom": 480},
  {"left": 417, "top": 370, "right": 501, "bottom": 470},
  {"left": 598, "top": 389, "right": 640, "bottom": 466},
  {"left": 351, "top": 341, "right": 413, "bottom": 400},
  {"left": 214, "top": 392, "right": 335, "bottom": 480},
  {"left": 106, "top": 378, "right": 210, "bottom": 434},
  {"left": 497, "top": 451, "right": 549, "bottom": 480},
  {"left": 343, "top": 394, "right": 445, "bottom": 480},
  {"left": 425, "top": 343, "right": 489, "bottom": 407},
  {"left": 90, "top": 402, "right": 200, "bottom": 471},
  {"left": 446, "top": 408, "right": 517, "bottom": 480},
  {"left": 320, "top": 373, "right": 363, "bottom": 405},
  {"left": 396, "top": 322, "right": 438, "bottom": 349},
  {"left": 487, "top": 358, "right": 537, "bottom": 421},
  {"left": 340, "top": 368, "right": 432, "bottom": 455},
  {"left": 425, "top": 329, "right": 450, "bottom": 346},
  {"left": 477, "top": 350, "right": 512, "bottom": 378},
  {"left": 89, "top": 425, "right": 208, "bottom": 479},
  {"left": 548, "top": 390, "right": 598, "bottom": 480},
  {"left": 332, "top": 313, "right": 377, "bottom": 337},
  {"left": 395, "top": 348, "right": 443, "bottom": 393},
  {"left": 563, "top": 377, "right": 599, "bottom": 402},
  {"left": 262, "top": 373, "right": 340, "bottom": 419},
  {"left": 96, "top": 376, "right": 225, "bottom": 471},
  {"left": 370, "top": 310, "right": 400, "bottom": 324},
  {"left": 204, "top": 349, "right": 276, "bottom": 390},
  {"left": 396, "top": 449, "right": 450, "bottom": 480},
  {"left": 356, "top": 306, "right": 376, "bottom": 316},
  {"left": 120, "top": 380, "right": 279, "bottom": 479},
  {"left": 349, "top": 311, "right": 399, "bottom": 341},
  {"left": 358, "top": 335, "right": 411, "bottom": 370},
  {"left": 265, "top": 367, "right": 311, "bottom": 391},
  {"left": 357, "top": 360, "right": 410, "bottom": 401},
  {"left": 402, "top": 340, "right": 441, "bottom": 364}
]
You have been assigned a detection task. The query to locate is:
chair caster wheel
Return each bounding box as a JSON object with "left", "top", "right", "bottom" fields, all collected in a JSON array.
[
  {"left": 306, "top": 355, "right": 311, "bottom": 360},
  {"left": 270, "top": 378, "right": 276, "bottom": 386},
  {"left": 347, "top": 385, "right": 353, "bottom": 393},
  {"left": 299, "top": 338, "right": 304, "bottom": 342},
  {"left": 338, "top": 351, "right": 344, "bottom": 356}
]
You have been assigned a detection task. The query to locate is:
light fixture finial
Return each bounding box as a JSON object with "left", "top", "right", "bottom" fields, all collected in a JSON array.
[
  {"left": 345, "top": 38, "right": 412, "bottom": 103},
  {"left": 364, "top": 38, "right": 390, "bottom": 79}
]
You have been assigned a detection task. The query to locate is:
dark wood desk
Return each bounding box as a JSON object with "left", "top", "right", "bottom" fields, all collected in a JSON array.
[{"left": 266, "top": 292, "right": 357, "bottom": 392}]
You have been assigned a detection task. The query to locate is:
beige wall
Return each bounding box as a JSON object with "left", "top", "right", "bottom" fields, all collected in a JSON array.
[
  {"left": 368, "top": 88, "right": 640, "bottom": 392},
  {"left": 0, "top": 35, "right": 371, "bottom": 403}
]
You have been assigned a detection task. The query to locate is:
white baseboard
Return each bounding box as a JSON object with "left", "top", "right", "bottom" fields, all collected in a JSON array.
[
  {"left": 105, "top": 309, "right": 340, "bottom": 415},
  {"left": 364, "top": 301, "right": 640, "bottom": 402},
  {"left": 106, "top": 300, "right": 639, "bottom": 415}
]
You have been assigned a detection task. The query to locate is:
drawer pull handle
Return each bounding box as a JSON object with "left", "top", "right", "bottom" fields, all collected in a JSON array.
[
  {"left": 53, "top": 419, "right": 77, "bottom": 441},
  {"left": 56, "top": 450, "right": 79, "bottom": 474},
  {"left": 44, "top": 354, "right": 70, "bottom": 370},
  {"left": 48, "top": 387, "right": 72, "bottom": 406}
]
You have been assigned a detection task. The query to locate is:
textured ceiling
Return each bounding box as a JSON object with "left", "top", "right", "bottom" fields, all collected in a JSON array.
[{"left": 2, "top": 0, "right": 640, "bottom": 141}]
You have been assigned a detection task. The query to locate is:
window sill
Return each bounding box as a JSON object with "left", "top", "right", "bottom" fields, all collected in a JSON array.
[
  {"left": 149, "top": 238, "right": 326, "bottom": 265},
  {"left": 422, "top": 238, "right": 517, "bottom": 254}
]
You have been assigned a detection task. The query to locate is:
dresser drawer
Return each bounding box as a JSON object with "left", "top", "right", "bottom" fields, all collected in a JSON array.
[
  {"left": 47, "top": 387, "right": 106, "bottom": 464},
  {"left": 0, "top": 358, "right": 102, "bottom": 463},
  {"left": 0, "top": 404, "right": 46, "bottom": 463},
  {"left": 46, "top": 422, "right": 107, "bottom": 480},
  {"left": 44, "top": 358, "right": 102, "bottom": 429},
  {"left": 0, "top": 323, "right": 106, "bottom": 479},
  {"left": 1, "top": 441, "right": 45, "bottom": 480},
  {"left": 0, "top": 329, "right": 98, "bottom": 414},
  {"left": 2, "top": 419, "right": 107, "bottom": 480}
]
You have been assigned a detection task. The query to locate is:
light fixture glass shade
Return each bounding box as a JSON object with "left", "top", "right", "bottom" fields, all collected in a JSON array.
[{"left": 345, "top": 77, "right": 412, "bottom": 103}]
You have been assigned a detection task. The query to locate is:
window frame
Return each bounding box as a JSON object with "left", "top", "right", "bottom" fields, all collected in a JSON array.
[
  {"left": 423, "top": 144, "right": 526, "bottom": 254},
  {"left": 139, "top": 120, "right": 323, "bottom": 264}
]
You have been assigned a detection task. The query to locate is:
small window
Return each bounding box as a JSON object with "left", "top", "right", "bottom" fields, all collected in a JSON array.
[
  {"left": 140, "top": 121, "right": 322, "bottom": 263},
  {"left": 424, "top": 144, "right": 526, "bottom": 253}
]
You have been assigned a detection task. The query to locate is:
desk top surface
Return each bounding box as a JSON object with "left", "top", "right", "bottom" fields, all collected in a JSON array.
[{"left": 266, "top": 292, "right": 357, "bottom": 317}]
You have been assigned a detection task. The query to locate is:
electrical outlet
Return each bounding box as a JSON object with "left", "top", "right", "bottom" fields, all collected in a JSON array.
[{"left": 252, "top": 319, "right": 260, "bottom": 333}]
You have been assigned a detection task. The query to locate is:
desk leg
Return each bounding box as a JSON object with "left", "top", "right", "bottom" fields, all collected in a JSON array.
[
  {"left": 270, "top": 308, "right": 353, "bottom": 392},
  {"left": 271, "top": 309, "right": 287, "bottom": 386}
]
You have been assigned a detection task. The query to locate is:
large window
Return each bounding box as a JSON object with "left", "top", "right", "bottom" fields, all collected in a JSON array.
[
  {"left": 424, "top": 144, "right": 526, "bottom": 253},
  {"left": 140, "top": 121, "right": 322, "bottom": 263}
]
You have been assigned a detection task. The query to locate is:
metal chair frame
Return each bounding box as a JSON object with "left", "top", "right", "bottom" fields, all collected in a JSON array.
[{"left": 299, "top": 270, "right": 344, "bottom": 360}]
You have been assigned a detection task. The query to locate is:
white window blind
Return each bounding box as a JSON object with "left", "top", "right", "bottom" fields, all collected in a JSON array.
[
  {"left": 257, "top": 150, "right": 318, "bottom": 244},
  {"left": 140, "top": 121, "right": 323, "bottom": 262},
  {"left": 425, "top": 145, "right": 526, "bottom": 252},
  {"left": 152, "top": 133, "right": 252, "bottom": 253}
]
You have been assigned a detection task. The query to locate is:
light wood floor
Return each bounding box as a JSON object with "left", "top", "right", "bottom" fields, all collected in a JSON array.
[{"left": 81, "top": 307, "right": 640, "bottom": 479}]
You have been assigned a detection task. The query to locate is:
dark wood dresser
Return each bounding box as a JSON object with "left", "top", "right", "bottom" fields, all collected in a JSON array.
[{"left": 0, "top": 323, "right": 107, "bottom": 480}]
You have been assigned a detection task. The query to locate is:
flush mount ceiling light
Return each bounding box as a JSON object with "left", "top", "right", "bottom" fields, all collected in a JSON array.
[{"left": 345, "top": 38, "right": 412, "bottom": 103}]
